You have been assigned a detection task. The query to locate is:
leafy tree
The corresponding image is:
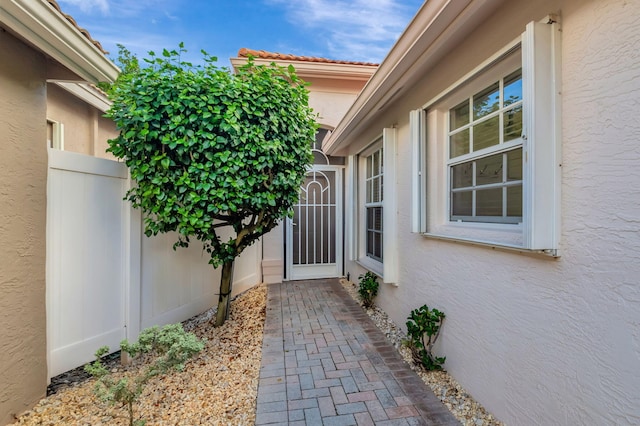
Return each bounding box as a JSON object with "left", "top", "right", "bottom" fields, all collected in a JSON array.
[
  {"left": 107, "top": 44, "right": 316, "bottom": 325},
  {"left": 97, "top": 44, "right": 139, "bottom": 92}
]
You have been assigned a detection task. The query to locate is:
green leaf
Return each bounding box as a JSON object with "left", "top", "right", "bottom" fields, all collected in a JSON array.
[{"left": 106, "top": 43, "right": 316, "bottom": 280}]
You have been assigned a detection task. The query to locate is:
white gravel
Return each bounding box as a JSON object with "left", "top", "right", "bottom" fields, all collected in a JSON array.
[{"left": 339, "top": 278, "right": 505, "bottom": 426}]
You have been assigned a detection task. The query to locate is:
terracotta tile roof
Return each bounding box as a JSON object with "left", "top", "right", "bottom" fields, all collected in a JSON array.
[
  {"left": 238, "top": 48, "right": 378, "bottom": 67},
  {"left": 47, "top": 0, "right": 108, "bottom": 55}
]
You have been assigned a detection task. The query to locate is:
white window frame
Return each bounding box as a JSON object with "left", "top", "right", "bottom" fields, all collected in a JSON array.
[
  {"left": 446, "top": 64, "right": 523, "bottom": 224},
  {"left": 47, "top": 119, "right": 64, "bottom": 150},
  {"left": 412, "top": 20, "right": 561, "bottom": 256},
  {"left": 356, "top": 128, "right": 398, "bottom": 282},
  {"left": 358, "top": 139, "right": 384, "bottom": 275},
  {"left": 364, "top": 146, "right": 384, "bottom": 262}
]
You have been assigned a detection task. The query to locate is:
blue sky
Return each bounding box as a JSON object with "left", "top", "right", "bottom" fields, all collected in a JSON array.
[{"left": 57, "top": 0, "right": 424, "bottom": 68}]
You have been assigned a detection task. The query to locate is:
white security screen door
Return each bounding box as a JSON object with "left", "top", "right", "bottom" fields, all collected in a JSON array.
[{"left": 287, "top": 165, "right": 343, "bottom": 280}]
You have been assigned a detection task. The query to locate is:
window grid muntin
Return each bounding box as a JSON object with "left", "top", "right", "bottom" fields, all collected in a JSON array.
[
  {"left": 448, "top": 69, "right": 523, "bottom": 159},
  {"left": 447, "top": 69, "right": 523, "bottom": 224},
  {"left": 365, "top": 147, "right": 384, "bottom": 261},
  {"left": 450, "top": 148, "right": 523, "bottom": 223}
]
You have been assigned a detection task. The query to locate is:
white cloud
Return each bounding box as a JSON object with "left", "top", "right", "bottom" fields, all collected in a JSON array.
[
  {"left": 58, "top": 0, "right": 110, "bottom": 14},
  {"left": 55, "top": 0, "right": 188, "bottom": 57},
  {"left": 266, "top": 0, "right": 420, "bottom": 62},
  {"left": 58, "top": 0, "right": 180, "bottom": 19}
]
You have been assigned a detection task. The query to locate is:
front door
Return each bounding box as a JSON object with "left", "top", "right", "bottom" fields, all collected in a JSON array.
[{"left": 287, "top": 165, "right": 343, "bottom": 280}]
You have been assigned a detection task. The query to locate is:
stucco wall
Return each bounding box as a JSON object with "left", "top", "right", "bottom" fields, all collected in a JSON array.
[
  {"left": 306, "top": 77, "right": 366, "bottom": 129},
  {"left": 46, "top": 83, "right": 118, "bottom": 159},
  {"left": 0, "top": 30, "right": 48, "bottom": 424},
  {"left": 343, "top": 0, "right": 640, "bottom": 424}
]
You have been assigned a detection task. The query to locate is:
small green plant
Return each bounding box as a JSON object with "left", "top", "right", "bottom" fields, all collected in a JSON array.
[
  {"left": 358, "top": 271, "right": 379, "bottom": 308},
  {"left": 404, "top": 304, "right": 446, "bottom": 371},
  {"left": 85, "top": 323, "right": 205, "bottom": 426}
]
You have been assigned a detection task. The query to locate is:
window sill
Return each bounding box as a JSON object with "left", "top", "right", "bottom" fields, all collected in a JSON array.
[
  {"left": 430, "top": 221, "right": 524, "bottom": 247},
  {"left": 422, "top": 231, "right": 560, "bottom": 258},
  {"left": 356, "top": 256, "right": 384, "bottom": 279}
]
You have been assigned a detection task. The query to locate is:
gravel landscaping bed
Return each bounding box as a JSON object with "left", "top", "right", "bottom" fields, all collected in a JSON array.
[
  {"left": 12, "top": 284, "right": 266, "bottom": 426},
  {"left": 13, "top": 279, "right": 503, "bottom": 426},
  {"left": 339, "top": 278, "right": 505, "bottom": 426}
]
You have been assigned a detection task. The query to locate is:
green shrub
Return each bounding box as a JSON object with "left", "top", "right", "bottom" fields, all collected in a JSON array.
[
  {"left": 404, "top": 304, "right": 446, "bottom": 371},
  {"left": 85, "top": 323, "right": 205, "bottom": 426},
  {"left": 358, "top": 271, "right": 379, "bottom": 308}
]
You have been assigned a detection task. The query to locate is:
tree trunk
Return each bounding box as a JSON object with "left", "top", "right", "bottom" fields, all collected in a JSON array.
[{"left": 214, "top": 260, "right": 234, "bottom": 326}]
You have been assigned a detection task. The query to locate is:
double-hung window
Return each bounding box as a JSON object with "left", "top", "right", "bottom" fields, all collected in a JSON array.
[
  {"left": 353, "top": 128, "right": 398, "bottom": 283},
  {"left": 412, "top": 20, "right": 561, "bottom": 255},
  {"left": 365, "top": 147, "right": 383, "bottom": 262},
  {"left": 449, "top": 69, "right": 523, "bottom": 224}
]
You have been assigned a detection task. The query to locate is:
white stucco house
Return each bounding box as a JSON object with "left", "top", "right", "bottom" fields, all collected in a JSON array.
[
  {"left": 318, "top": 0, "right": 639, "bottom": 424},
  {"left": 3, "top": 0, "right": 639, "bottom": 423}
]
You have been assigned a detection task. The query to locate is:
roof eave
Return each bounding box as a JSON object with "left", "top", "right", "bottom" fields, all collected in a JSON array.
[
  {"left": 0, "top": 0, "right": 119, "bottom": 84},
  {"left": 323, "top": 0, "right": 503, "bottom": 155}
]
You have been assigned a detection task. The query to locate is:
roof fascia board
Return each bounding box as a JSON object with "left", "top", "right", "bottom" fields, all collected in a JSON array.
[
  {"left": 52, "top": 81, "right": 111, "bottom": 113},
  {"left": 0, "top": 0, "right": 119, "bottom": 83},
  {"left": 230, "top": 57, "right": 376, "bottom": 82},
  {"left": 324, "top": 0, "right": 499, "bottom": 155}
]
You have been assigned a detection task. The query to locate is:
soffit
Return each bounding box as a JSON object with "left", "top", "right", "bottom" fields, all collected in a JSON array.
[{"left": 0, "top": 0, "right": 119, "bottom": 83}]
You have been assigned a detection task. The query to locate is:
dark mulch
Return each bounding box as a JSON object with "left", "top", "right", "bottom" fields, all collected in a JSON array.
[{"left": 46, "top": 351, "right": 122, "bottom": 396}]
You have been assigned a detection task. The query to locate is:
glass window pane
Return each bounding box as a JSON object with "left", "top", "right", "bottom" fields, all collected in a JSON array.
[
  {"left": 476, "top": 188, "right": 503, "bottom": 216},
  {"left": 504, "top": 69, "right": 522, "bottom": 107},
  {"left": 507, "top": 149, "right": 523, "bottom": 181},
  {"left": 380, "top": 175, "right": 384, "bottom": 202},
  {"left": 450, "top": 128, "right": 469, "bottom": 158},
  {"left": 450, "top": 100, "right": 470, "bottom": 130},
  {"left": 452, "top": 191, "right": 472, "bottom": 216},
  {"left": 504, "top": 105, "right": 523, "bottom": 141},
  {"left": 452, "top": 162, "right": 473, "bottom": 189},
  {"left": 476, "top": 153, "right": 503, "bottom": 186},
  {"left": 375, "top": 207, "right": 383, "bottom": 231},
  {"left": 372, "top": 177, "right": 380, "bottom": 202},
  {"left": 367, "top": 207, "right": 374, "bottom": 230},
  {"left": 372, "top": 151, "right": 379, "bottom": 176},
  {"left": 507, "top": 185, "right": 522, "bottom": 217},
  {"left": 366, "top": 155, "right": 372, "bottom": 178},
  {"left": 374, "top": 233, "right": 383, "bottom": 260},
  {"left": 473, "top": 115, "right": 499, "bottom": 151},
  {"left": 367, "top": 230, "right": 374, "bottom": 256},
  {"left": 473, "top": 82, "right": 499, "bottom": 120}
]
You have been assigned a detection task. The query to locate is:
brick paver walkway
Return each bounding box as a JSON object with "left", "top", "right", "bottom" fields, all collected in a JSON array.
[{"left": 255, "top": 279, "right": 459, "bottom": 425}]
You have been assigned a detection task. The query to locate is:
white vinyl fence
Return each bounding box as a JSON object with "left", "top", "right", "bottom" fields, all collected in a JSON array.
[{"left": 46, "top": 150, "right": 261, "bottom": 379}]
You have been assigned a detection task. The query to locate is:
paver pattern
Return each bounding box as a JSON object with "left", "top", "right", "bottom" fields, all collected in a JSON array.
[{"left": 256, "top": 279, "right": 459, "bottom": 425}]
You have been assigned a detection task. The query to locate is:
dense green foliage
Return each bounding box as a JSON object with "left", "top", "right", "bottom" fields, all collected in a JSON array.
[
  {"left": 106, "top": 44, "right": 316, "bottom": 268},
  {"left": 85, "top": 324, "right": 204, "bottom": 426},
  {"left": 357, "top": 271, "right": 379, "bottom": 308},
  {"left": 97, "top": 44, "right": 140, "bottom": 92},
  {"left": 405, "top": 304, "right": 446, "bottom": 371}
]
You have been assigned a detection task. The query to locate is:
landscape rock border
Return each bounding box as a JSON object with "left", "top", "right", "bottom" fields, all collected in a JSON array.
[{"left": 339, "top": 278, "right": 505, "bottom": 426}]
